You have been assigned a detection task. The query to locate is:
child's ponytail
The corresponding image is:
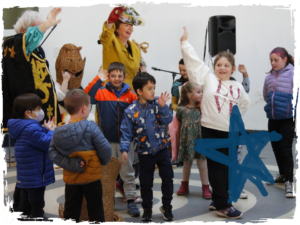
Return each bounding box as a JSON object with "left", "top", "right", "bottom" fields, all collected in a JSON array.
[{"left": 287, "top": 54, "right": 294, "bottom": 66}]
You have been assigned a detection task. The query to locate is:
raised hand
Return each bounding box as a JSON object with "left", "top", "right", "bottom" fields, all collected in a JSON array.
[
  {"left": 46, "top": 7, "right": 62, "bottom": 27},
  {"left": 44, "top": 117, "right": 56, "bottom": 130},
  {"left": 62, "top": 71, "right": 71, "bottom": 82},
  {"left": 238, "top": 64, "right": 248, "bottom": 78},
  {"left": 180, "top": 26, "right": 188, "bottom": 42},
  {"left": 157, "top": 92, "right": 170, "bottom": 107},
  {"left": 139, "top": 66, "right": 147, "bottom": 73},
  {"left": 238, "top": 64, "right": 247, "bottom": 73},
  {"left": 39, "top": 8, "right": 61, "bottom": 33},
  {"left": 98, "top": 70, "right": 109, "bottom": 82},
  {"left": 108, "top": 6, "right": 127, "bottom": 24}
]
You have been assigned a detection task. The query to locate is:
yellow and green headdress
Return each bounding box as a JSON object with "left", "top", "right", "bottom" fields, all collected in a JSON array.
[{"left": 119, "top": 7, "right": 145, "bottom": 26}]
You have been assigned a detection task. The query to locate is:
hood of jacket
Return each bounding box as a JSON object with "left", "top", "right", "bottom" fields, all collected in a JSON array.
[
  {"left": 8, "top": 119, "right": 39, "bottom": 139},
  {"left": 134, "top": 97, "right": 158, "bottom": 107},
  {"left": 105, "top": 82, "right": 131, "bottom": 97},
  {"left": 51, "top": 119, "right": 90, "bottom": 155}
]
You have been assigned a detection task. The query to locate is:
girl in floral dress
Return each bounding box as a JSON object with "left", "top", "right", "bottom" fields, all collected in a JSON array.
[{"left": 176, "top": 82, "right": 211, "bottom": 199}]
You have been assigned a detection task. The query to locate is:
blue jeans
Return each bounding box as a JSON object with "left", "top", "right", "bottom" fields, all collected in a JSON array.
[{"left": 138, "top": 148, "right": 174, "bottom": 209}]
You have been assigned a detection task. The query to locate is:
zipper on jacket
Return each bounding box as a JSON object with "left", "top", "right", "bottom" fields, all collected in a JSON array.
[
  {"left": 117, "top": 98, "right": 120, "bottom": 142},
  {"left": 117, "top": 89, "right": 129, "bottom": 143},
  {"left": 271, "top": 73, "right": 278, "bottom": 119},
  {"left": 42, "top": 152, "right": 45, "bottom": 180}
]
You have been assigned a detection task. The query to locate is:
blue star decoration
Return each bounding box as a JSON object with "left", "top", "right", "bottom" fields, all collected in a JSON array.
[{"left": 194, "top": 105, "right": 282, "bottom": 204}]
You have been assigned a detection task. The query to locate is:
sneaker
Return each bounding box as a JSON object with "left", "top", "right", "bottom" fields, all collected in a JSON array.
[
  {"left": 116, "top": 181, "right": 125, "bottom": 197},
  {"left": 285, "top": 181, "right": 295, "bottom": 198},
  {"left": 266, "top": 174, "right": 285, "bottom": 185},
  {"left": 142, "top": 208, "right": 152, "bottom": 221},
  {"left": 209, "top": 201, "right": 216, "bottom": 210},
  {"left": 216, "top": 206, "right": 243, "bottom": 219},
  {"left": 127, "top": 202, "right": 140, "bottom": 217},
  {"left": 239, "top": 190, "right": 248, "bottom": 199},
  {"left": 134, "top": 196, "right": 143, "bottom": 204},
  {"left": 159, "top": 205, "right": 173, "bottom": 221}
]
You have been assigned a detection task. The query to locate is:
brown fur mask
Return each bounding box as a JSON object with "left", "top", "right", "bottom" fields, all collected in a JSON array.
[{"left": 55, "top": 44, "right": 86, "bottom": 89}]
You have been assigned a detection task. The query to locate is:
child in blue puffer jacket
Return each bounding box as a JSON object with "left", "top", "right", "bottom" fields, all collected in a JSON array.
[
  {"left": 120, "top": 72, "right": 174, "bottom": 222},
  {"left": 8, "top": 93, "right": 56, "bottom": 219}
]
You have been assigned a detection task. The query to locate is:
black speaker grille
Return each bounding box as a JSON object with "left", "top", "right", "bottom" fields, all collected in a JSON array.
[{"left": 218, "top": 31, "right": 236, "bottom": 54}]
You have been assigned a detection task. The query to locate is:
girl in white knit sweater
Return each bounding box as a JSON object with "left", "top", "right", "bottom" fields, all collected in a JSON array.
[{"left": 180, "top": 27, "right": 250, "bottom": 219}]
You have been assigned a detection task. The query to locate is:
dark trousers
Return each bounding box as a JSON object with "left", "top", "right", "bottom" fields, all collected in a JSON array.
[
  {"left": 18, "top": 186, "right": 45, "bottom": 218},
  {"left": 268, "top": 118, "right": 295, "bottom": 182},
  {"left": 138, "top": 149, "right": 174, "bottom": 209},
  {"left": 64, "top": 180, "right": 104, "bottom": 223},
  {"left": 202, "top": 126, "right": 232, "bottom": 210},
  {"left": 13, "top": 184, "right": 22, "bottom": 211}
]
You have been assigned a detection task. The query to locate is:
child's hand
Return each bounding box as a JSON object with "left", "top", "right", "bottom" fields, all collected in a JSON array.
[
  {"left": 79, "top": 160, "right": 85, "bottom": 169},
  {"left": 122, "top": 152, "right": 128, "bottom": 165},
  {"left": 62, "top": 71, "right": 71, "bottom": 81},
  {"left": 238, "top": 64, "right": 248, "bottom": 78},
  {"left": 140, "top": 66, "right": 147, "bottom": 73},
  {"left": 158, "top": 92, "right": 170, "bottom": 107},
  {"left": 44, "top": 117, "right": 56, "bottom": 130},
  {"left": 98, "top": 70, "right": 108, "bottom": 82},
  {"left": 180, "top": 26, "right": 188, "bottom": 42}
]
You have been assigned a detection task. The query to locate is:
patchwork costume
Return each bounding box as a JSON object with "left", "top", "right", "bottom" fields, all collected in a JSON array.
[{"left": 2, "top": 26, "right": 61, "bottom": 128}]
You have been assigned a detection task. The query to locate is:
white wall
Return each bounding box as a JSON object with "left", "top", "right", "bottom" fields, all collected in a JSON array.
[{"left": 30, "top": 4, "right": 296, "bottom": 130}]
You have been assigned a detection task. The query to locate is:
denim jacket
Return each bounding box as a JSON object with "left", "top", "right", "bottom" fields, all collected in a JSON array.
[{"left": 120, "top": 97, "right": 173, "bottom": 155}]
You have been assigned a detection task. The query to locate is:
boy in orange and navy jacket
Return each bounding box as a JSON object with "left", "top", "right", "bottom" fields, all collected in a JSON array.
[{"left": 84, "top": 62, "right": 140, "bottom": 217}]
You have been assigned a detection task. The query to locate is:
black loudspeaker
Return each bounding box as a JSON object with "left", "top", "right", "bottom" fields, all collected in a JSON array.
[{"left": 208, "top": 15, "right": 236, "bottom": 57}]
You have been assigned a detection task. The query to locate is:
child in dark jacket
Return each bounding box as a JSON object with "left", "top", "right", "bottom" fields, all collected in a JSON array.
[
  {"left": 120, "top": 72, "right": 174, "bottom": 222},
  {"left": 49, "top": 89, "right": 112, "bottom": 222},
  {"left": 84, "top": 62, "right": 140, "bottom": 217},
  {"left": 7, "top": 93, "right": 56, "bottom": 219}
]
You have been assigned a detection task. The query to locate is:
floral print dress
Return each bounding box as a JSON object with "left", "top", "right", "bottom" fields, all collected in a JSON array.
[{"left": 176, "top": 106, "right": 205, "bottom": 162}]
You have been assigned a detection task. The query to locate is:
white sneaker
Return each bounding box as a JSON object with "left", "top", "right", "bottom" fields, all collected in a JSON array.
[
  {"left": 239, "top": 190, "right": 248, "bottom": 199},
  {"left": 285, "top": 181, "right": 295, "bottom": 198},
  {"left": 134, "top": 196, "right": 142, "bottom": 204}
]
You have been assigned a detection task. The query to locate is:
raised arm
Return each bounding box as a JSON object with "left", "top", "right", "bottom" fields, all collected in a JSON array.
[
  {"left": 84, "top": 70, "right": 108, "bottom": 104},
  {"left": 100, "top": 6, "right": 126, "bottom": 44},
  {"left": 38, "top": 7, "right": 61, "bottom": 33},
  {"left": 25, "top": 8, "right": 61, "bottom": 56},
  {"left": 157, "top": 92, "right": 173, "bottom": 125},
  {"left": 180, "top": 27, "right": 210, "bottom": 86},
  {"left": 238, "top": 64, "right": 250, "bottom": 94}
]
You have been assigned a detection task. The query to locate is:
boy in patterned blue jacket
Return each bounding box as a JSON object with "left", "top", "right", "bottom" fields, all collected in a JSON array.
[{"left": 120, "top": 72, "right": 174, "bottom": 222}]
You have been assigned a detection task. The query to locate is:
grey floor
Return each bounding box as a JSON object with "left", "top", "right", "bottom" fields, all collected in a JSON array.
[{"left": 3, "top": 139, "right": 297, "bottom": 223}]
